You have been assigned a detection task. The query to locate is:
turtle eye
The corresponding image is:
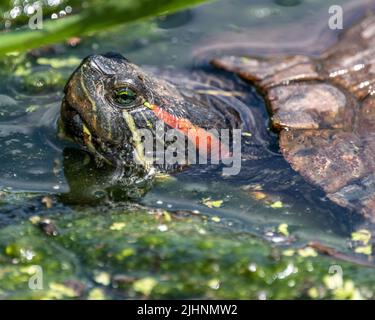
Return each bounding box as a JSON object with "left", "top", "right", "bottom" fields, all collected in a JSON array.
[{"left": 113, "top": 87, "right": 138, "bottom": 107}]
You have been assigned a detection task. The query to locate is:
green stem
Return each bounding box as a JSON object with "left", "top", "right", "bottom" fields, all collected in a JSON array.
[{"left": 0, "top": 0, "right": 212, "bottom": 56}]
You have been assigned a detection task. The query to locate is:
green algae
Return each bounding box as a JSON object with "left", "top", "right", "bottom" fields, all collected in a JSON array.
[{"left": 0, "top": 205, "right": 374, "bottom": 300}]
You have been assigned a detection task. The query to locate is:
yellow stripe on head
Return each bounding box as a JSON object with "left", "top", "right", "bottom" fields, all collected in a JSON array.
[{"left": 122, "top": 110, "right": 151, "bottom": 169}]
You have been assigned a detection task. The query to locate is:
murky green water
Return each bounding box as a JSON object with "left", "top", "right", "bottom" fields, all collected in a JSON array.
[{"left": 1, "top": 0, "right": 375, "bottom": 299}]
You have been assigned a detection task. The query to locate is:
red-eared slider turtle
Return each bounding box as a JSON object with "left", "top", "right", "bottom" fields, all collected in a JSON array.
[
  {"left": 61, "top": 15, "right": 375, "bottom": 220},
  {"left": 60, "top": 53, "right": 270, "bottom": 178}
]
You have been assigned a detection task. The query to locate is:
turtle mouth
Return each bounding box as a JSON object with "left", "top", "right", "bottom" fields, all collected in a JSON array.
[
  {"left": 59, "top": 99, "right": 120, "bottom": 166},
  {"left": 59, "top": 99, "right": 85, "bottom": 143}
]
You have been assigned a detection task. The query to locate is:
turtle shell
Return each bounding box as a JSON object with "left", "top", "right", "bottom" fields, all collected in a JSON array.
[{"left": 212, "top": 14, "right": 375, "bottom": 220}]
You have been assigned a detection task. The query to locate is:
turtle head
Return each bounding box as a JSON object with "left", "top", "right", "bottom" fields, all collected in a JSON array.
[{"left": 60, "top": 53, "right": 187, "bottom": 171}]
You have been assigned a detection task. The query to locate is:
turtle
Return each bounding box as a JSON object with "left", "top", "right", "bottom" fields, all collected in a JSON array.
[
  {"left": 60, "top": 14, "right": 375, "bottom": 220},
  {"left": 60, "top": 53, "right": 270, "bottom": 180}
]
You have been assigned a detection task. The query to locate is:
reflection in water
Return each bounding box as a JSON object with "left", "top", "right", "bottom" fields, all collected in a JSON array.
[{"left": 59, "top": 148, "right": 153, "bottom": 205}]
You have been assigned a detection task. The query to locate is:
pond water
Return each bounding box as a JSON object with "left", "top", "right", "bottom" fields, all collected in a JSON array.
[{"left": 1, "top": 0, "right": 375, "bottom": 297}]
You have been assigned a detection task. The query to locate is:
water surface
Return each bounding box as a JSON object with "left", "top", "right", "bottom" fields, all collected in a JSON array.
[{"left": 0, "top": 0, "right": 374, "bottom": 285}]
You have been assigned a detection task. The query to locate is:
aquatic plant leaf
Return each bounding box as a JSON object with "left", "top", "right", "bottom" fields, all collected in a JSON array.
[
  {"left": 351, "top": 229, "right": 372, "bottom": 245},
  {"left": 202, "top": 198, "right": 223, "bottom": 208},
  {"left": 0, "top": 0, "right": 212, "bottom": 56},
  {"left": 278, "top": 223, "right": 289, "bottom": 237}
]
